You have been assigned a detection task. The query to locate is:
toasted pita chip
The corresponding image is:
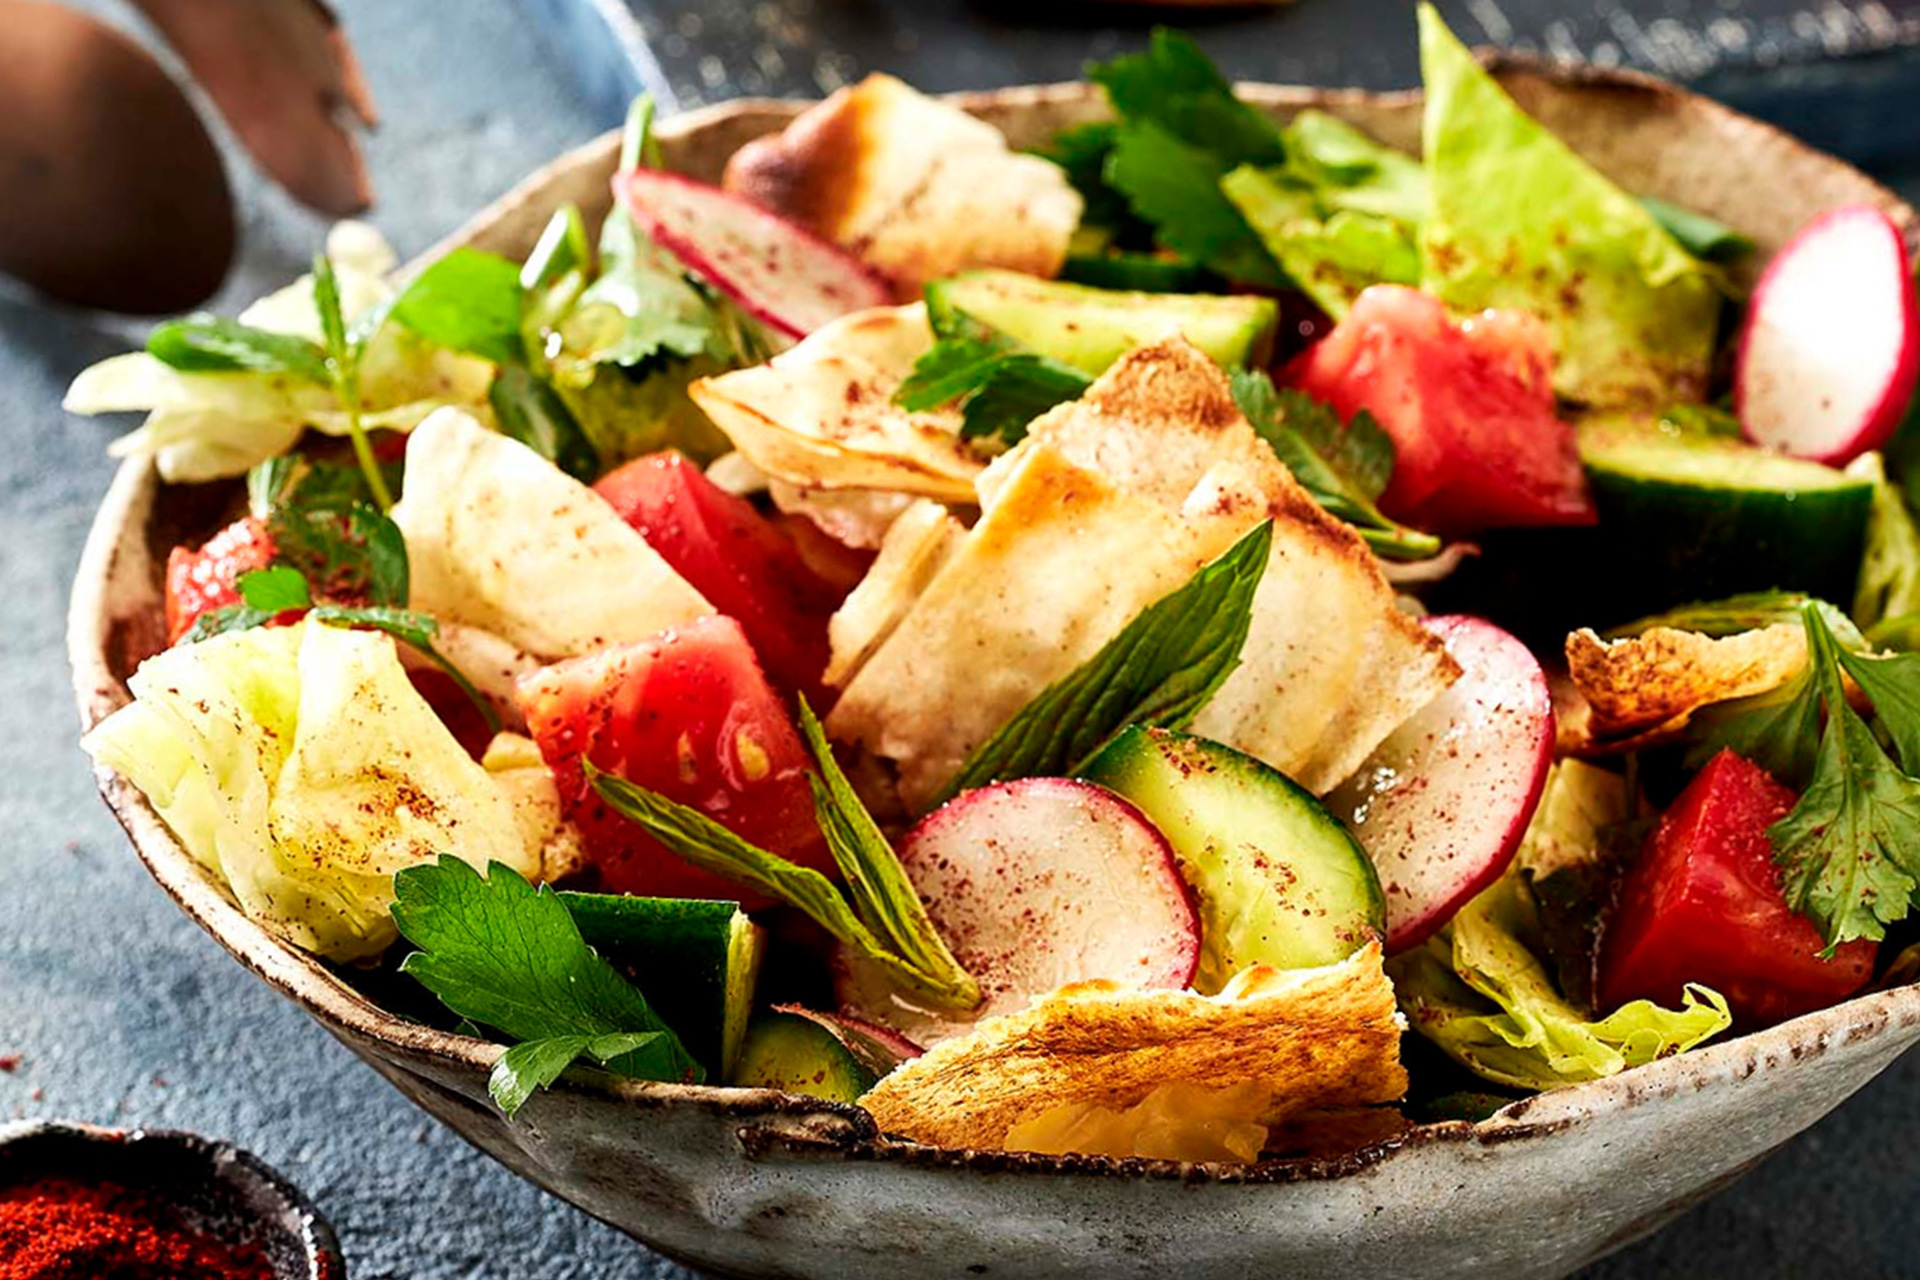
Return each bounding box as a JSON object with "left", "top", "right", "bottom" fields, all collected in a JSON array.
[
  {"left": 1024, "top": 338, "right": 1457, "bottom": 793},
  {"left": 723, "top": 74, "right": 1081, "bottom": 291},
  {"left": 689, "top": 304, "right": 982, "bottom": 503},
  {"left": 826, "top": 500, "right": 968, "bottom": 690},
  {"left": 860, "top": 944, "right": 1405, "bottom": 1153},
  {"left": 392, "top": 409, "right": 712, "bottom": 659},
  {"left": 1565, "top": 623, "right": 1807, "bottom": 738},
  {"left": 828, "top": 443, "right": 1249, "bottom": 809}
]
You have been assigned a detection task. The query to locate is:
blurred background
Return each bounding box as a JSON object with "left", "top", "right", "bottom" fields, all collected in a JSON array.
[{"left": 4, "top": 1, "right": 1920, "bottom": 1277}]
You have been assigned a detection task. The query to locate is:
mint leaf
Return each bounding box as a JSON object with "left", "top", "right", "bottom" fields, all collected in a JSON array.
[
  {"left": 1229, "top": 369, "right": 1439, "bottom": 560},
  {"left": 936, "top": 519, "right": 1273, "bottom": 804},
  {"left": 388, "top": 248, "right": 526, "bottom": 366},
  {"left": 795, "top": 699, "right": 977, "bottom": 1008},
  {"left": 1104, "top": 122, "right": 1285, "bottom": 289},
  {"left": 1605, "top": 591, "right": 1849, "bottom": 641},
  {"left": 146, "top": 315, "right": 330, "bottom": 382},
  {"left": 236, "top": 565, "right": 313, "bottom": 613},
  {"left": 586, "top": 765, "right": 978, "bottom": 1011},
  {"left": 310, "top": 252, "right": 394, "bottom": 511},
  {"left": 490, "top": 1032, "right": 667, "bottom": 1116},
  {"left": 392, "top": 857, "right": 702, "bottom": 1112},
  {"left": 182, "top": 603, "right": 277, "bottom": 643}
]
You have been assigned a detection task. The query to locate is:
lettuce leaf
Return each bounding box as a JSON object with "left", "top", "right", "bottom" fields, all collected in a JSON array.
[
  {"left": 1415, "top": 4, "right": 1721, "bottom": 408},
  {"left": 1221, "top": 167, "right": 1420, "bottom": 319},
  {"left": 82, "top": 621, "right": 538, "bottom": 960},
  {"left": 1390, "top": 870, "right": 1731, "bottom": 1090},
  {"left": 65, "top": 223, "right": 494, "bottom": 482}
]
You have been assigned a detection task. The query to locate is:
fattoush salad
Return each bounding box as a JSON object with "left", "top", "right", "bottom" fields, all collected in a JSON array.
[{"left": 75, "top": 8, "right": 1920, "bottom": 1162}]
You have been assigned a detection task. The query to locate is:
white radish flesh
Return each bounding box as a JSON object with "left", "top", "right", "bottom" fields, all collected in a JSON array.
[
  {"left": 612, "top": 168, "right": 893, "bottom": 339},
  {"left": 1326, "top": 614, "right": 1554, "bottom": 953},
  {"left": 836, "top": 777, "right": 1198, "bottom": 1047},
  {"left": 1736, "top": 204, "right": 1920, "bottom": 466}
]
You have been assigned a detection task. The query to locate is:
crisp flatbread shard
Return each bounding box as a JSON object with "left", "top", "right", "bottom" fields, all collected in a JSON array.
[
  {"left": 829, "top": 441, "right": 1251, "bottom": 810},
  {"left": 860, "top": 944, "right": 1406, "bottom": 1153},
  {"left": 723, "top": 73, "right": 1082, "bottom": 291},
  {"left": 391, "top": 409, "right": 712, "bottom": 660},
  {"left": 688, "top": 303, "right": 982, "bottom": 503},
  {"left": 829, "top": 339, "right": 1456, "bottom": 806},
  {"left": 1565, "top": 623, "right": 1808, "bottom": 739},
  {"left": 825, "top": 499, "right": 968, "bottom": 690}
]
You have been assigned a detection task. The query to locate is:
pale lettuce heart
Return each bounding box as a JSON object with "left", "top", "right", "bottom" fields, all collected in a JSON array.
[
  {"left": 1416, "top": 4, "right": 1722, "bottom": 407},
  {"left": 64, "top": 222, "right": 493, "bottom": 483},
  {"left": 84, "top": 621, "right": 537, "bottom": 961},
  {"left": 391, "top": 407, "right": 712, "bottom": 660}
]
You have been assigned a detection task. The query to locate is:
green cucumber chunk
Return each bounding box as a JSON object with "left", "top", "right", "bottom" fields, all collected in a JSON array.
[
  {"left": 1079, "top": 726, "right": 1384, "bottom": 993},
  {"left": 1577, "top": 416, "right": 1873, "bottom": 616},
  {"left": 925, "top": 268, "right": 1276, "bottom": 374},
  {"left": 728, "top": 1010, "right": 877, "bottom": 1102},
  {"left": 560, "top": 893, "right": 764, "bottom": 1080}
]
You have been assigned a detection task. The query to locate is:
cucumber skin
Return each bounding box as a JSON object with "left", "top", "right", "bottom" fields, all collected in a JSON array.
[
  {"left": 729, "top": 1010, "right": 877, "bottom": 1102},
  {"left": 561, "top": 894, "right": 762, "bottom": 1079},
  {"left": 925, "top": 269, "right": 1277, "bottom": 374},
  {"left": 1079, "top": 727, "right": 1385, "bottom": 991}
]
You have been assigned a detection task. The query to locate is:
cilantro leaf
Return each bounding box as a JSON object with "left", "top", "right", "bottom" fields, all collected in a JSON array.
[
  {"left": 586, "top": 764, "right": 980, "bottom": 1011},
  {"left": 1103, "top": 122, "right": 1286, "bottom": 289},
  {"left": 145, "top": 315, "right": 330, "bottom": 382},
  {"left": 1229, "top": 369, "right": 1439, "bottom": 560},
  {"left": 936, "top": 519, "right": 1272, "bottom": 805},
  {"left": 387, "top": 248, "right": 527, "bottom": 366},
  {"left": 392, "top": 857, "right": 703, "bottom": 1115},
  {"left": 795, "top": 699, "right": 976, "bottom": 1008}
]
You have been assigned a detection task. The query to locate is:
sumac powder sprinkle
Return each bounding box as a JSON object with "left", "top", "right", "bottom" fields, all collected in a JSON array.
[{"left": 0, "top": 1176, "right": 273, "bottom": 1280}]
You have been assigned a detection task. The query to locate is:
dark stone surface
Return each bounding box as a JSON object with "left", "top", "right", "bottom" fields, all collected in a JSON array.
[{"left": 1, "top": 2, "right": 1917, "bottom": 1277}]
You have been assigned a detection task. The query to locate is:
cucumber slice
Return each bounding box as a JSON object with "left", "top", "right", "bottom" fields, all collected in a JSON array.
[
  {"left": 560, "top": 894, "right": 764, "bottom": 1079},
  {"left": 1578, "top": 417, "right": 1873, "bottom": 615},
  {"left": 1079, "top": 726, "right": 1385, "bottom": 993},
  {"left": 925, "top": 268, "right": 1276, "bottom": 374},
  {"left": 728, "top": 1009, "right": 878, "bottom": 1102}
]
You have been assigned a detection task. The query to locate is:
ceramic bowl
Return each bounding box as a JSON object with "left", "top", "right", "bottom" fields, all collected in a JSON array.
[
  {"left": 69, "top": 59, "right": 1920, "bottom": 1280},
  {"left": 0, "top": 1119, "right": 345, "bottom": 1278}
]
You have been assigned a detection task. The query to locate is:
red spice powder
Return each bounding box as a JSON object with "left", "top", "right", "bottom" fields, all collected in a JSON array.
[{"left": 0, "top": 1177, "right": 274, "bottom": 1280}]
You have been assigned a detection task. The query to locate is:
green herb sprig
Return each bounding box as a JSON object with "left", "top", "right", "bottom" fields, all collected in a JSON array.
[
  {"left": 392, "top": 857, "right": 702, "bottom": 1115},
  {"left": 893, "top": 311, "right": 1093, "bottom": 446}
]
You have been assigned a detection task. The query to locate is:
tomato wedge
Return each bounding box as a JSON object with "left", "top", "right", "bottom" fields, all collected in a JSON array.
[
  {"left": 1282, "top": 284, "right": 1595, "bottom": 533},
  {"left": 1598, "top": 749, "right": 1876, "bottom": 1029},
  {"left": 517, "top": 615, "right": 831, "bottom": 904},
  {"left": 594, "top": 451, "right": 841, "bottom": 700},
  {"left": 163, "top": 516, "right": 277, "bottom": 643}
]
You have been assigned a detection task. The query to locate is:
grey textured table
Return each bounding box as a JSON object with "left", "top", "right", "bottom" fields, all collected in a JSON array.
[{"left": 3, "top": 2, "right": 1920, "bottom": 1276}]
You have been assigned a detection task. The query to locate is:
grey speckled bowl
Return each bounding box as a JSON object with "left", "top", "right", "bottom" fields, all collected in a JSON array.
[{"left": 69, "top": 58, "right": 1920, "bottom": 1280}]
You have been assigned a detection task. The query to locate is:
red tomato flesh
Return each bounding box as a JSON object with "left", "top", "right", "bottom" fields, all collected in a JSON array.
[
  {"left": 517, "top": 614, "right": 831, "bottom": 904},
  {"left": 1282, "top": 284, "right": 1596, "bottom": 533},
  {"left": 1598, "top": 748, "right": 1876, "bottom": 1029},
  {"left": 164, "top": 516, "right": 277, "bottom": 643},
  {"left": 594, "top": 451, "right": 840, "bottom": 699}
]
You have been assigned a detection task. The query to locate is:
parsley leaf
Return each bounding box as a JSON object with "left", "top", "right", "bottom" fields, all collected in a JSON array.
[
  {"left": 236, "top": 565, "right": 312, "bottom": 613},
  {"left": 1088, "top": 29, "right": 1285, "bottom": 166},
  {"left": 1103, "top": 122, "right": 1286, "bottom": 290},
  {"left": 1032, "top": 121, "right": 1144, "bottom": 238},
  {"left": 1229, "top": 369, "right": 1439, "bottom": 560},
  {"left": 392, "top": 857, "right": 702, "bottom": 1115},
  {"left": 146, "top": 315, "right": 331, "bottom": 383},
  {"left": 893, "top": 313, "right": 1092, "bottom": 446},
  {"left": 935, "top": 519, "right": 1272, "bottom": 805}
]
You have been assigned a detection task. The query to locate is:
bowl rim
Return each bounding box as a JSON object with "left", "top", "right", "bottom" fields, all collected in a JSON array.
[{"left": 66, "top": 56, "right": 1920, "bottom": 1187}]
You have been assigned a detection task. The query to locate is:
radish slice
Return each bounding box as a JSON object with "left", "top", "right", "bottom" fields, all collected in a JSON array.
[
  {"left": 612, "top": 168, "right": 893, "bottom": 339},
  {"left": 1325, "top": 614, "right": 1554, "bottom": 953},
  {"left": 1736, "top": 204, "right": 1920, "bottom": 466},
  {"left": 835, "top": 777, "right": 1199, "bottom": 1047}
]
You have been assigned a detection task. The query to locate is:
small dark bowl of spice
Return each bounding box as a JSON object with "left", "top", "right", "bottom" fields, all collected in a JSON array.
[{"left": 0, "top": 1120, "right": 343, "bottom": 1280}]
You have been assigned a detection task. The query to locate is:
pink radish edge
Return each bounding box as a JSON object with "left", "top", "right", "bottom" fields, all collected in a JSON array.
[
  {"left": 611, "top": 167, "right": 894, "bottom": 339},
  {"left": 1735, "top": 203, "right": 1920, "bottom": 466}
]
